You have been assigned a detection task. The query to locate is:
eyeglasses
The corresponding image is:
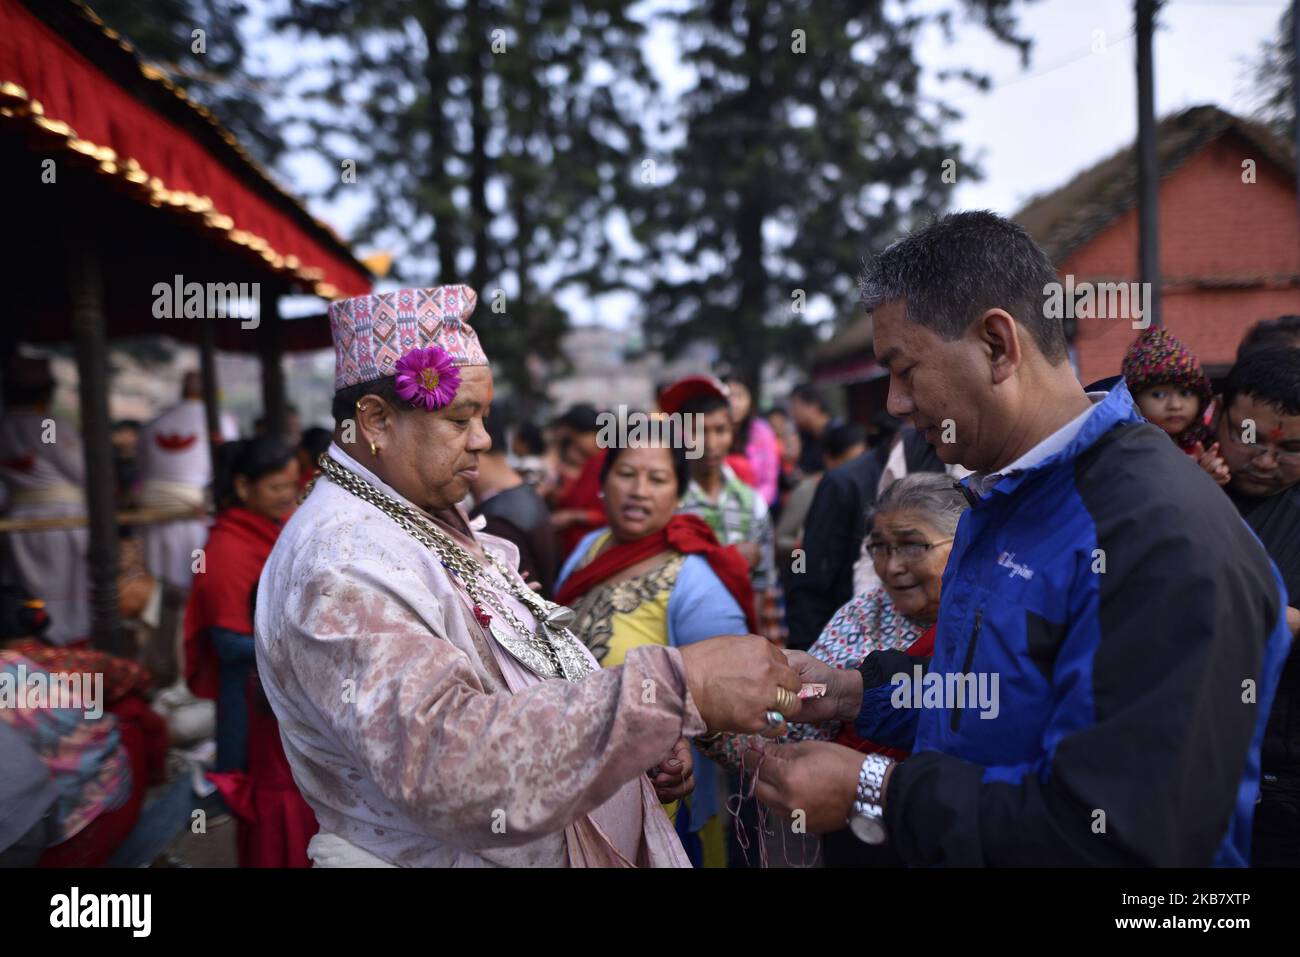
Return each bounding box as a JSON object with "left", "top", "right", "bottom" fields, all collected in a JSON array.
[
  {"left": 865, "top": 538, "right": 954, "bottom": 563},
  {"left": 1220, "top": 418, "right": 1300, "bottom": 466}
]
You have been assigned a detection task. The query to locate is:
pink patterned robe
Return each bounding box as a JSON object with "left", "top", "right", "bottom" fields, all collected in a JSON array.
[{"left": 254, "top": 445, "right": 701, "bottom": 866}]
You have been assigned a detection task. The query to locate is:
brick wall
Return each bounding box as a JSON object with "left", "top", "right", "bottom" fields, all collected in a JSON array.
[{"left": 1055, "top": 131, "right": 1300, "bottom": 385}]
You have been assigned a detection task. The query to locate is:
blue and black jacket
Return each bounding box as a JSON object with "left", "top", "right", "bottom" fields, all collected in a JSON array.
[{"left": 859, "top": 382, "right": 1293, "bottom": 866}]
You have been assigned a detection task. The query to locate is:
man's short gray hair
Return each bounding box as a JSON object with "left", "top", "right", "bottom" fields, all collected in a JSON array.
[
  {"left": 873, "top": 472, "right": 970, "bottom": 538},
  {"left": 858, "top": 210, "right": 1068, "bottom": 364}
]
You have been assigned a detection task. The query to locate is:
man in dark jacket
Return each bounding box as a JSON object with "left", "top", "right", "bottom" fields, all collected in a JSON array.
[
  {"left": 756, "top": 211, "right": 1292, "bottom": 866},
  {"left": 784, "top": 427, "right": 943, "bottom": 650},
  {"left": 1212, "top": 347, "right": 1300, "bottom": 865}
]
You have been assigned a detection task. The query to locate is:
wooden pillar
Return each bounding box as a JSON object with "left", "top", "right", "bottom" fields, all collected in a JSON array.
[
  {"left": 68, "top": 236, "right": 122, "bottom": 654},
  {"left": 1292, "top": 0, "right": 1300, "bottom": 267},
  {"left": 257, "top": 290, "right": 286, "bottom": 438},
  {"left": 199, "top": 313, "right": 222, "bottom": 467}
]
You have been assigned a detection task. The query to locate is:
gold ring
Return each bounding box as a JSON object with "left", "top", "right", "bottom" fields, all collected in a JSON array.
[{"left": 774, "top": 686, "right": 796, "bottom": 715}]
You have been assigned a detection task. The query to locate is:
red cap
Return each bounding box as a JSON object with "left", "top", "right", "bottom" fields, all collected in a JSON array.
[{"left": 657, "top": 375, "right": 729, "bottom": 416}]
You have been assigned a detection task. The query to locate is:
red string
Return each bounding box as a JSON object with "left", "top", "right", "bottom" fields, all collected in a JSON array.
[
  {"left": 725, "top": 741, "right": 821, "bottom": 869},
  {"left": 725, "top": 743, "right": 768, "bottom": 868}
]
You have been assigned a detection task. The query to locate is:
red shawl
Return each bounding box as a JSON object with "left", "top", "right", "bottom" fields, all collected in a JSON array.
[
  {"left": 834, "top": 623, "right": 936, "bottom": 761},
  {"left": 206, "top": 678, "right": 319, "bottom": 867},
  {"left": 183, "top": 507, "right": 282, "bottom": 700},
  {"left": 7, "top": 638, "right": 152, "bottom": 703},
  {"left": 555, "top": 513, "right": 758, "bottom": 633}
]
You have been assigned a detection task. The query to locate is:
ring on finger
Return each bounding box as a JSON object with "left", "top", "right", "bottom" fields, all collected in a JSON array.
[{"left": 774, "top": 686, "right": 796, "bottom": 715}]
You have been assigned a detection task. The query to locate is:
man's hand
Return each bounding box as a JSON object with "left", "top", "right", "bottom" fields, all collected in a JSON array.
[
  {"left": 649, "top": 737, "right": 695, "bottom": 803},
  {"left": 783, "top": 650, "right": 863, "bottom": 724},
  {"left": 752, "top": 740, "right": 866, "bottom": 834},
  {"left": 679, "top": 635, "right": 802, "bottom": 734},
  {"left": 1288, "top": 605, "right": 1300, "bottom": 638}
]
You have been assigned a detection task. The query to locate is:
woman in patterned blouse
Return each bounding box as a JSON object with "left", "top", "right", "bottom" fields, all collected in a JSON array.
[
  {"left": 709, "top": 471, "right": 966, "bottom": 770},
  {"left": 703, "top": 472, "right": 967, "bottom": 866}
]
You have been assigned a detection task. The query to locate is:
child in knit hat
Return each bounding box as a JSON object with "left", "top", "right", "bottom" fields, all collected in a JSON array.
[{"left": 1122, "top": 328, "right": 1230, "bottom": 484}]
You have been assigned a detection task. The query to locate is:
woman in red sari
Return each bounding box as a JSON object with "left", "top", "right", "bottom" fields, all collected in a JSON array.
[{"left": 184, "top": 436, "right": 317, "bottom": 866}]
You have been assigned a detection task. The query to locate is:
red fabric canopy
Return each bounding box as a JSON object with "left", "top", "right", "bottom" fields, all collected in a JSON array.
[{"left": 0, "top": 0, "right": 370, "bottom": 300}]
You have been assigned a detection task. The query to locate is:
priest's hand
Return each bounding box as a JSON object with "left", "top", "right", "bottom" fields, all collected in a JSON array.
[
  {"left": 649, "top": 737, "right": 695, "bottom": 803},
  {"left": 751, "top": 740, "right": 867, "bottom": 834},
  {"left": 679, "top": 635, "right": 802, "bottom": 734},
  {"left": 782, "top": 650, "right": 863, "bottom": 725}
]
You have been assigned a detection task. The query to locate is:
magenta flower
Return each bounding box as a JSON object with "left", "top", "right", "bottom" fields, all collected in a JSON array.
[{"left": 394, "top": 345, "right": 461, "bottom": 411}]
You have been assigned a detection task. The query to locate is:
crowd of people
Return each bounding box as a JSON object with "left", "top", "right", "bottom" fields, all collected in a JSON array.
[
  {"left": 1, "top": 211, "right": 1298, "bottom": 868},
  {"left": 0, "top": 367, "right": 329, "bottom": 867}
]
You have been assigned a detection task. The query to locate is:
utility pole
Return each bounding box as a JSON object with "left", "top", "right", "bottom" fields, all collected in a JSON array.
[
  {"left": 1136, "top": 0, "right": 1163, "bottom": 328},
  {"left": 1292, "top": 0, "right": 1299, "bottom": 265}
]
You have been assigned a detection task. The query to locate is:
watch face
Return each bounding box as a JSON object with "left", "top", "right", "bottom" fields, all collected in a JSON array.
[{"left": 850, "top": 812, "right": 886, "bottom": 845}]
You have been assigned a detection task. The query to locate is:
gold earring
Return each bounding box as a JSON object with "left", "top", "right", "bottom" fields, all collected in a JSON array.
[{"left": 370, "top": 441, "right": 379, "bottom": 457}]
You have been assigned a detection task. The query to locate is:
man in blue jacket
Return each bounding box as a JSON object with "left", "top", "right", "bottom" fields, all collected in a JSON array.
[{"left": 762, "top": 211, "right": 1293, "bottom": 866}]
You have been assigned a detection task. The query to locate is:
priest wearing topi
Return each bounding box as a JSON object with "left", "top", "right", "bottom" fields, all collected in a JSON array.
[{"left": 255, "top": 285, "right": 801, "bottom": 867}]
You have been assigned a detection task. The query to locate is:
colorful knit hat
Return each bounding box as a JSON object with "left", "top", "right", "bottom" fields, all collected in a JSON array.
[
  {"left": 1121, "top": 328, "right": 1212, "bottom": 400},
  {"left": 328, "top": 285, "right": 488, "bottom": 392}
]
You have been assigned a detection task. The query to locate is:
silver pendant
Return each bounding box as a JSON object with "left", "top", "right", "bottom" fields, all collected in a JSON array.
[
  {"left": 490, "top": 622, "right": 562, "bottom": 680},
  {"left": 543, "top": 603, "right": 576, "bottom": 630}
]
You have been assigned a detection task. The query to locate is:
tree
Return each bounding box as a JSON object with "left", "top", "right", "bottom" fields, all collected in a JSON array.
[
  {"left": 91, "top": 0, "right": 288, "bottom": 166},
  {"left": 630, "top": 0, "right": 1034, "bottom": 391},
  {"left": 269, "top": 0, "right": 657, "bottom": 409},
  {"left": 1253, "top": 4, "right": 1295, "bottom": 138}
]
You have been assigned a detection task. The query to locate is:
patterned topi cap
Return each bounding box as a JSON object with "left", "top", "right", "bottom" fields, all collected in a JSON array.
[{"left": 328, "top": 285, "right": 488, "bottom": 392}]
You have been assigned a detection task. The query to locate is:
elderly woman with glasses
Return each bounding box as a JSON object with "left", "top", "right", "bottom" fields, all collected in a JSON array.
[
  {"left": 701, "top": 472, "right": 966, "bottom": 863},
  {"left": 803, "top": 472, "right": 964, "bottom": 722}
]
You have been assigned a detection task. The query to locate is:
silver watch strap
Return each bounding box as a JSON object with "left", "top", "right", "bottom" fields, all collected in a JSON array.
[{"left": 852, "top": 753, "right": 891, "bottom": 818}]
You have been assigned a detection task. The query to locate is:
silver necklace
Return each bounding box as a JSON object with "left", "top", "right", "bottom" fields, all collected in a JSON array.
[{"left": 318, "top": 455, "right": 593, "bottom": 681}]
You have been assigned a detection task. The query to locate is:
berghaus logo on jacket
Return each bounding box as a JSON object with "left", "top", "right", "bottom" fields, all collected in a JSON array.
[{"left": 997, "top": 551, "right": 1034, "bottom": 580}]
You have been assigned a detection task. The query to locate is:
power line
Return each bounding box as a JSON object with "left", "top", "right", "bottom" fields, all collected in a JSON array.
[{"left": 942, "top": 24, "right": 1137, "bottom": 103}]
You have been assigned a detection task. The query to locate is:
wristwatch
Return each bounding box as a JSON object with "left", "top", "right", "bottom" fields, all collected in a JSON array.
[{"left": 848, "top": 753, "right": 892, "bottom": 845}]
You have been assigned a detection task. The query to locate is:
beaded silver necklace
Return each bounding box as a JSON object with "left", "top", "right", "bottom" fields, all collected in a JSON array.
[{"left": 317, "top": 455, "right": 594, "bottom": 681}]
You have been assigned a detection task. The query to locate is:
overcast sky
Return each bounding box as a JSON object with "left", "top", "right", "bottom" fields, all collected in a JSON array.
[
  {"left": 914, "top": 0, "right": 1286, "bottom": 212},
  {"left": 285, "top": 0, "right": 1289, "bottom": 329}
]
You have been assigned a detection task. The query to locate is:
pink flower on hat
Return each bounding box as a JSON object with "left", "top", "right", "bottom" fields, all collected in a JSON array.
[{"left": 395, "top": 346, "right": 461, "bottom": 411}]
